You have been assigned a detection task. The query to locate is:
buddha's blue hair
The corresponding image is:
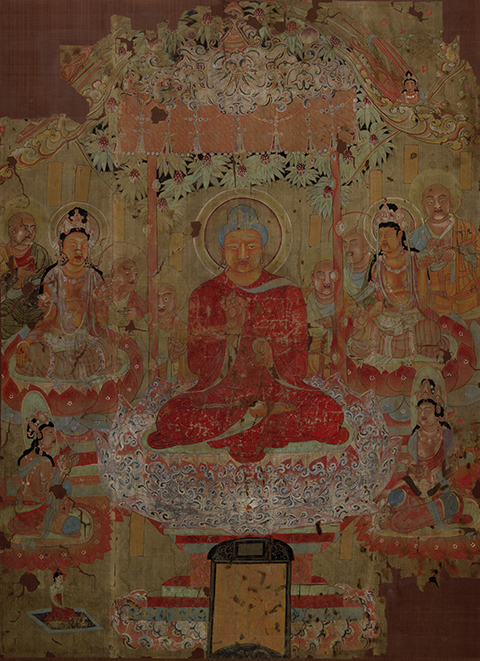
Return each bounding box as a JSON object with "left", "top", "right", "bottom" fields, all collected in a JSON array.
[{"left": 218, "top": 205, "right": 268, "bottom": 248}]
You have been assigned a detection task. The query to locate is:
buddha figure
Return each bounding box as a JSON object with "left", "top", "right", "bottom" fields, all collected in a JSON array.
[{"left": 147, "top": 204, "right": 348, "bottom": 463}]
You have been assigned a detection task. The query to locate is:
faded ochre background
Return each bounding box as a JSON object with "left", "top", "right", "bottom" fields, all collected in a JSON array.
[{"left": 1, "top": 1, "right": 480, "bottom": 658}]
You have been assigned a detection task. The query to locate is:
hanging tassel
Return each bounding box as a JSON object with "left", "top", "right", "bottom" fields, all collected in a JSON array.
[
  {"left": 135, "top": 129, "right": 145, "bottom": 154},
  {"left": 162, "top": 131, "right": 172, "bottom": 155},
  {"left": 329, "top": 131, "right": 337, "bottom": 151},
  {"left": 234, "top": 116, "right": 245, "bottom": 153},
  {"left": 191, "top": 134, "right": 202, "bottom": 154},
  {"left": 306, "top": 132, "right": 314, "bottom": 152},
  {"left": 113, "top": 135, "right": 122, "bottom": 166},
  {"left": 191, "top": 111, "right": 202, "bottom": 154},
  {"left": 270, "top": 134, "right": 281, "bottom": 152}
]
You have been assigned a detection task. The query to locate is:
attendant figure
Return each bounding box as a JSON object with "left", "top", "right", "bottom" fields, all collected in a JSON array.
[
  {"left": 408, "top": 396, "right": 457, "bottom": 490},
  {"left": 103, "top": 258, "right": 147, "bottom": 332},
  {"left": 15, "top": 207, "right": 119, "bottom": 382},
  {"left": 342, "top": 229, "right": 375, "bottom": 311},
  {"left": 153, "top": 276, "right": 195, "bottom": 387},
  {"left": 9, "top": 402, "right": 80, "bottom": 538},
  {"left": 348, "top": 204, "right": 446, "bottom": 362},
  {"left": 399, "top": 71, "right": 420, "bottom": 105},
  {"left": 381, "top": 379, "right": 470, "bottom": 533},
  {"left": 304, "top": 259, "right": 337, "bottom": 378},
  {"left": 94, "top": 253, "right": 149, "bottom": 384},
  {"left": 44, "top": 571, "right": 78, "bottom": 622},
  {"left": 410, "top": 171, "right": 480, "bottom": 317},
  {"left": 147, "top": 204, "right": 348, "bottom": 463},
  {"left": 0, "top": 212, "right": 53, "bottom": 341}
]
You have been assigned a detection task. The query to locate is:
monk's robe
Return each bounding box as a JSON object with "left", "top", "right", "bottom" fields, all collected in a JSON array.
[
  {"left": 0, "top": 241, "right": 53, "bottom": 340},
  {"left": 411, "top": 215, "right": 480, "bottom": 316},
  {"left": 148, "top": 269, "right": 347, "bottom": 463}
]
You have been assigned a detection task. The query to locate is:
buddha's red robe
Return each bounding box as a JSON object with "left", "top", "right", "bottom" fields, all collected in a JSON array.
[{"left": 148, "top": 270, "right": 347, "bottom": 462}]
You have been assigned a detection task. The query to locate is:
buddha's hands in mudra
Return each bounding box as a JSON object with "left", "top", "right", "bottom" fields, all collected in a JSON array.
[
  {"left": 220, "top": 291, "right": 247, "bottom": 335},
  {"left": 252, "top": 338, "right": 273, "bottom": 369},
  {"left": 16, "top": 341, "right": 31, "bottom": 368}
]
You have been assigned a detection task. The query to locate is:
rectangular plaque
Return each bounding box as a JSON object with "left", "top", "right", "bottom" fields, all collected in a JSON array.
[
  {"left": 211, "top": 563, "right": 287, "bottom": 655},
  {"left": 237, "top": 541, "right": 264, "bottom": 557}
]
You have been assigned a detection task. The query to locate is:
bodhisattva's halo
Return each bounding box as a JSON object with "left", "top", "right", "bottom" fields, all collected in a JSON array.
[
  {"left": 194, "top": 190, "right": 292, "bottom": 276},
  {"left": 409, "top": 169, "right": 462, "bottom": 215},
  {"left": 21, "top": 391, "right": 57, "bottom": 456},
  {"left": 364, "top": 197, "right": 422, "bottom": 250},
  {"left": 98, "top": 242, "right": 148, "bottom": 297},
  {"left": 49, "top": 203, "right": 109, "bottom": 260},
  {"left": 0, "top": 196, "right": 50, "bottom": 246}
]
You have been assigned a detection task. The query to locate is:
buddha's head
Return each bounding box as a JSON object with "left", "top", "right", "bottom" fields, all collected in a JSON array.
[{"left": 219, "top": 205, "right": 267, "bottom": 275}]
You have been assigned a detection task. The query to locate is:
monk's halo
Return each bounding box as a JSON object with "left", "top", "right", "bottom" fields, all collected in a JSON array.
[{"left": 409, "top": 168, "right": 462, "bottom": 214}]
